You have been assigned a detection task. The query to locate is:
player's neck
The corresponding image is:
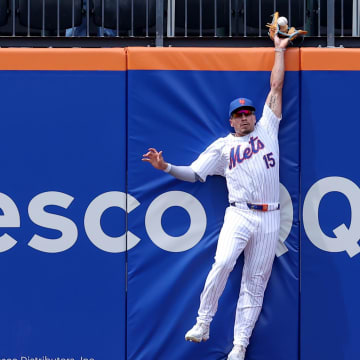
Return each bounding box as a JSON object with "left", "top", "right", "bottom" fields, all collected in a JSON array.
[{"left": 234, "top": 131, "right": 251, "bottom": 138}]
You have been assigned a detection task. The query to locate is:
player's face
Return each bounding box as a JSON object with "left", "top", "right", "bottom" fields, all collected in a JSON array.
[{"left": 230, "top": 109, "right": 256, "bottom": 136}]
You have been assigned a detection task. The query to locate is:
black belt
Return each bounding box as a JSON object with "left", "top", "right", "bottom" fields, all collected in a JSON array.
[{"left": 230, "top": 202, "right": 280, "bottom": 211}]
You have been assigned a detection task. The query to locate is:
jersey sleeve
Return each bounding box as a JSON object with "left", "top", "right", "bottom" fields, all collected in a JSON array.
[
  {"left": 190, "top": 138, "right": 225, "bottom": 182},
  {"left": 257, "top": 103, "right": 282, "bottom": 139}
]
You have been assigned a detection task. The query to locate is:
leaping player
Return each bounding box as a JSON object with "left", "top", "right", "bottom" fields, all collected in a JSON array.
[{"left": 142, "top": 33, "right": 290, "bottom": 360}]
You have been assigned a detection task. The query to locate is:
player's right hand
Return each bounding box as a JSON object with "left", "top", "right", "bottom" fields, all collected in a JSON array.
[{"left": 142, "top": 148, "right": 167, "bottom": 170}]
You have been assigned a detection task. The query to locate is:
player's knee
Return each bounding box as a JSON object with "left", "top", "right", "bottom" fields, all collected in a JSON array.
[
  {"left": 213, "top": 258, "right": 235, "bottom": 273},
  {"left": 247, "top": 274, "right": 267, "bottom": 295}
]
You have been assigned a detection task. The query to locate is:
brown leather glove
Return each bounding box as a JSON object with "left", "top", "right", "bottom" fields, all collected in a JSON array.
[{"left": 266, "top": 12, "right": 307, "bottom": 41}]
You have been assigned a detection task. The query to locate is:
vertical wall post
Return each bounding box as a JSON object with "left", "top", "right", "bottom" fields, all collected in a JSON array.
[
  {"left": 327, "top": 0, "right": 335, "bottom": 46},
  {"left": 156, "top": 0, "right": 164, "bottom": 46},
  {"left": 353, "top": 0, "right": 360, "bottom": 36}
]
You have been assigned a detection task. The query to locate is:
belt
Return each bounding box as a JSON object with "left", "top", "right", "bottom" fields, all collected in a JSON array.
[{"left": 230, "top": 202, "right": 280, "bottom": 211}]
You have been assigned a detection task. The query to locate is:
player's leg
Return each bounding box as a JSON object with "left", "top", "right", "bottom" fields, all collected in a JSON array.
[
  {"left": 197, "top": 207, "right": 254, "bottom": 323},
  {"left": 186, "top": 207, "right": 253, "bottom": 342},
  {"left": 232, "top": 210, "right": 280, "bottom": 349}
]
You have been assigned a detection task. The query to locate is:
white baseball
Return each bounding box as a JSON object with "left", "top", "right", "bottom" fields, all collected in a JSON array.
[{"left": 278, "top": 17, "right": 288, "bottom": 26}]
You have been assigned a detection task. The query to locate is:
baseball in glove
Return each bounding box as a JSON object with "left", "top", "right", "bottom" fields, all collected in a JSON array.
[{"left": 266, "top": 12, "right": 307, "bottom": 41}]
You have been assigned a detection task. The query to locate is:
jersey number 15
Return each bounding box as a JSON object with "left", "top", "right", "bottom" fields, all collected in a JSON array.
[{"left": 263, "top": 152, "right": 275, "bottom": 169}]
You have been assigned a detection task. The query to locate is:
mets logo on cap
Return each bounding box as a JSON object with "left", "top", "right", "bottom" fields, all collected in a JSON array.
[{"left": 229, "top": 97, "right": 255, "bottom": 116}]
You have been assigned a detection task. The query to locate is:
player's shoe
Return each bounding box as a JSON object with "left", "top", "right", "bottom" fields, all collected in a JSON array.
[
  {"left": 184, "top": 322, "right": 210, "bottom": 342},
  {"left": 227, "top": 345, "right": 246, "bottom": 360}
]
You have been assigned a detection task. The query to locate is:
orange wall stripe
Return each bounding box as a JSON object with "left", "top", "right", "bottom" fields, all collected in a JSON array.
[
  {"left": 301, "top": 48, "right": 360, "bottom": 71},
  {"left": 127, "top": 47, "right": 299, "bottom": 71},
  {"left": 0, "top": 48, "right": 126, "bottom": 71}
]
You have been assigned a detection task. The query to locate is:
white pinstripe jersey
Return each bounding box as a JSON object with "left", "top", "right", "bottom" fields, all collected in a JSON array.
[{"left": 191, "top": 104, "right": 281, "bottom": 204}]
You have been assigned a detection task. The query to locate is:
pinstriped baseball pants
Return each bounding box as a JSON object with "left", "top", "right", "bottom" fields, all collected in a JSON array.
[{"left": 196, "top": 205, "right": 280, "bottom": 347}]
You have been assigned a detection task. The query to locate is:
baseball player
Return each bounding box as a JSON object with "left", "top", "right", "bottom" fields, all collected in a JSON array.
[{"left": 142, "top": 34, "right": 289, "bottom": 360}]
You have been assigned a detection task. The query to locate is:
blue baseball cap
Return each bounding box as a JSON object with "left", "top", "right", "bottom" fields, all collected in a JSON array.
[{"left": 229, "top": 97, "right": 256, "bottom": 117}]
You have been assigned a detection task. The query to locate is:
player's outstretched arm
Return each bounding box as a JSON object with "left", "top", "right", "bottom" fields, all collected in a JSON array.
[
  {"left": 142, "top": 148, "right": 168, "bottom": 170},
  {"left": 142, "top": 148, "right": 197, "bottom": 182},
  {"left": 265, "top": 35, "right": 290, "bottom": 118}
]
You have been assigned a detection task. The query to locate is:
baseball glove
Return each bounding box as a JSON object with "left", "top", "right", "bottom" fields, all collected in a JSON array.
[{"left": 266, "top": 12, "right": 307, "bottom": 41}]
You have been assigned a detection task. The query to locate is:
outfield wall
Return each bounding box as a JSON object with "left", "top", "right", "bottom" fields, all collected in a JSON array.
[{"left": 0, "top": 47, "right": 357, "bottom": 360}]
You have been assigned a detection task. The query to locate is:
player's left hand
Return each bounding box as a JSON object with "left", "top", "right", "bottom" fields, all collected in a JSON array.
[{"left": 274, "top": 34, "right": 290, "bottom": 49}]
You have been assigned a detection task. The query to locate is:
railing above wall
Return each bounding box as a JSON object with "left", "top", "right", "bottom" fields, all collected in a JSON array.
[{"left": 0, "top": 0, "right": 359, "bottom": 47}]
